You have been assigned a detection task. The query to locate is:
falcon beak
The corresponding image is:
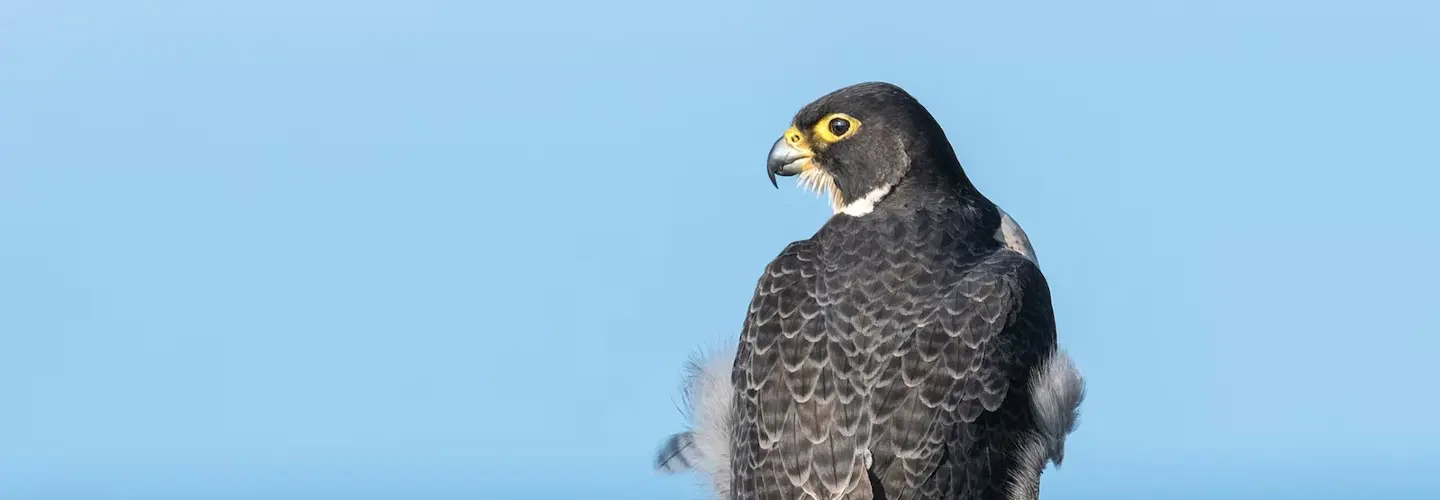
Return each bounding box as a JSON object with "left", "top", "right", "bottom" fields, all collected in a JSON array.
[{"left": 767, "top": 126, "right": 814, "bottom": 188}]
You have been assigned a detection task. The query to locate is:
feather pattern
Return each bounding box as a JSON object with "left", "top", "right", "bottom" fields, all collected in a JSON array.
[{"left": 730, "top": 183, "right": 1064, "bottom": 500}]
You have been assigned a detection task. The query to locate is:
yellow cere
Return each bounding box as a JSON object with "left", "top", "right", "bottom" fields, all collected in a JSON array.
[{"left": 783, "top": 125, "right": 813, "bottom": 153}]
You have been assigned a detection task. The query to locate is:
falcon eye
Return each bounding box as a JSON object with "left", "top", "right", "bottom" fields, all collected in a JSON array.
[{"left": 813, "top": 113, "right": 860, "bottom": 142}]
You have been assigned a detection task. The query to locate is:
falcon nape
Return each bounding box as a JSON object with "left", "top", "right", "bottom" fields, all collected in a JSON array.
[{"left": 656, "top": 82, "right": 1084, "bottom": 500}]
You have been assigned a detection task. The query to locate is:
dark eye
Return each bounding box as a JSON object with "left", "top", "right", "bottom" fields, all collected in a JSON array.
[{"left": 828, "top": 117, "right": 851, "bottom": 137}]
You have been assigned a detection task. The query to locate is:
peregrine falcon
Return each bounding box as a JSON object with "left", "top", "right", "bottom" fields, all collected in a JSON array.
[{"left": 656, "top": 82, "right": 1084, "bottom": 500}]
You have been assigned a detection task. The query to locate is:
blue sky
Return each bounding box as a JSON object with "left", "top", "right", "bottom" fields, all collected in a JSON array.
[{"left": 2, "top": 1, "right": 1438, "bottom": 498}]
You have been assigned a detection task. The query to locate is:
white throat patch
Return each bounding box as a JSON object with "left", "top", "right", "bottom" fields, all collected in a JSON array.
[
  {"left": 839, "top": 184, "right": 893, "bottom": 217},
  {"left": 793, "top": 167, "right": 890, "bottom": 217}
]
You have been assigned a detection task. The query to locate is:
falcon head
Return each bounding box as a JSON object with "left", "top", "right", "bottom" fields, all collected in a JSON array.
[{"left": 767, "top": 82, "right": 961, "bottom": 215}]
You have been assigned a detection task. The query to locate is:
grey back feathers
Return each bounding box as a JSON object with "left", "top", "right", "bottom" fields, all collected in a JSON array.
[
  {"left": 656, "top": 344, "right": 1085, "bottom": 500},
  {"left": 656, "top": 209, "right": 1084, "bottom": 500},
  {"left": 655, "top": 344, "right": 737, "bottom": 499}
]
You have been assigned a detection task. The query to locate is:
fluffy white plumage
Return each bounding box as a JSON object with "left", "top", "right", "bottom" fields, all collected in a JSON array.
[
  {"left": 1006, "top": 349, "right": 1086, "bottom": 500},
  {"left": 654, "top": 343, "right": 737, "bottom": 498}
]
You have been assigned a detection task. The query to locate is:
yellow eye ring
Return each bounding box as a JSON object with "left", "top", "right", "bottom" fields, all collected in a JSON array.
[{"left": 813, "top": 113, "right": 860, "bottom": 143}]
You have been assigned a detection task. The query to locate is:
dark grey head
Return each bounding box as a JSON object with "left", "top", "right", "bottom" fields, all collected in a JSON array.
[{"left": 766, "top": 82, "right": 966, "bottom": 212}]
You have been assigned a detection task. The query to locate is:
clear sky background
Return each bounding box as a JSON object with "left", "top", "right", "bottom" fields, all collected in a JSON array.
[{"left": 2, "top": 1, "right": 1438, "bottom": 499}]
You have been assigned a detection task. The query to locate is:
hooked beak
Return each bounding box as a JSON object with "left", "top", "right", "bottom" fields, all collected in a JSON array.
[{"left": 766, "top": 126, "right": 813, "bottom": 188}]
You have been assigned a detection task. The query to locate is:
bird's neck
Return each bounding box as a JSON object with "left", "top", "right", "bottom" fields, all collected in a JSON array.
[
  {"left": 827, "top": 162, "right": 998, "bottom": 250},
  {"left": 866, "top": 156, "right": 985, "bottom": 216}
]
